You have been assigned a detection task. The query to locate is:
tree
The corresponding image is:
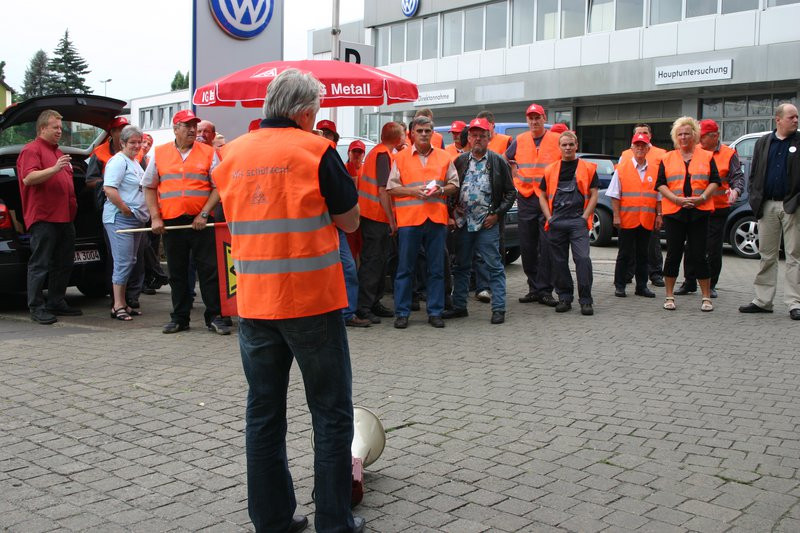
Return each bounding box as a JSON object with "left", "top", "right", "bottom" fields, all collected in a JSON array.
[
  {"left": 171, "top": 70, "right": 189, "bottom": 91},
  {"left": 0, "top": 60, "right": 5, "bottom": 80},
  {"left": 21, "top": 50, "right": 51, "bottom": 99},
  {"left": 48, "top": 29, "right": 91, "bottom": 94}
]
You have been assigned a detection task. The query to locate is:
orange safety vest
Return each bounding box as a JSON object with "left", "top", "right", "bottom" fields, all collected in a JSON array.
[
  {"left": 358, "top": 144, "right": 392, "bottom": 223},
  {"left": 154, "top": 141, "right": 216, "bottom": 220},
  {"left": 660, "top": 147, "right": 715, "bottom": 216},
  {"left": 514, "top": 131, "right": 561, "bottom": 198},
  {"left": 543, "top": 158, "right": 598, "bottom": 230},
  {"left": 444, "top": 143, "right": 463, "bottom": 160},
  {"left": 393, "top": 147, "right": 450, "bottom": 227},
  {"left": 488, "top": 133, "right": 511, "bottom": 155},
  {"left": 711, "top": 144, "right": 736, "bottom": 209},
  {"left": 211, "top": 127, "right": 346, "bottom": 320},
  {"left": 618, "top": 144, "right": 666, "bottom": 167},
  {"left": 93, "top": 140, "right": 142, "bottom": 173},
  {"left": 616, "top": 157, "right": 660, "bottom": 231},
  {"left": 345, "top": 160, "right": 362, "bottom": 181},
  {"left": 407, "top": 130, "right": 444, "bottom": 150}
]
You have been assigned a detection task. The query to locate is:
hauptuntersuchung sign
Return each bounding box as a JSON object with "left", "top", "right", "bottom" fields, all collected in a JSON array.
[{"left": 655, "top": 60, "right": 733, "bottom": 86}]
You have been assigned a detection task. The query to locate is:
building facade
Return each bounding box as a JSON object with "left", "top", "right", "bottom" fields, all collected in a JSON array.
[
  {"left": 361, "top": 0, "right": 799, "bottom": 155},
  {"left": 129, "top": 89, "right": 191, "bottom": 147}
]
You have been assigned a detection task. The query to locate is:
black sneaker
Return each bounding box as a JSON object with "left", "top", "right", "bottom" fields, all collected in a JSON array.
[
  {"left": 490, "top": 311, "right": 505, "bottom": 324},
  {"left": 539, "top": 294, "right": 559, "bottom": 307},
  {"left": 371, "top": 303, "right": 394, "bottom": 318},
  {"left": 31, "top": 309, "right": 57, "bottom": 325},
  {"left": 46, "top": 303, "right": 83, "bottom": 316},
  {"left": 208, "top": 316, "right": 232, "bottom": 335},
  {"left": 442, "top": 308, "right": 468, "bottom": 319},
  {"left": 357, "top": 310, "right": 381, "bottom": 324},
  {"left": 580, "top": 303, "right": 594, "bottom": 316},
  {"left": 428, "top": 316, "right": 445, "bottom": 328},
  {"left": 126, "top": 298, "right": 140, "bottom": 309},
  {"left": 674, "top": 283, "right": 697, "bottom": 295},
  {"left": 394, "top": 316, "right": 409, "bottom": 329},
  {"left": 555, "top": 300, "right": 572, "bottom": 313},
  {"left": 650, "top": 276, "right": 665, "bottom": 287},
  {"left": 163, "top": 321, "right": 189, "bottom": 334},
  {"left": 518, "top": 293, "right": 537, "bottom": 303}
]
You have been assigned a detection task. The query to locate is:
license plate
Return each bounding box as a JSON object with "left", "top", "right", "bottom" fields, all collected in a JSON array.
[{"left": 74, "top": 249, "right": 101, "bottom": 264}]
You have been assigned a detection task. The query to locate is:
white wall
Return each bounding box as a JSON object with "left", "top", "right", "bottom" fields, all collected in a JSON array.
[{"left": 129, "top": 90, "right": 190, "bottom": 147}]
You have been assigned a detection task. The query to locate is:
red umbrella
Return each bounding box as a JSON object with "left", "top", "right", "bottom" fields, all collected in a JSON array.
[{"left": 193, "top": 60, "right": 418, "bottom": 108}]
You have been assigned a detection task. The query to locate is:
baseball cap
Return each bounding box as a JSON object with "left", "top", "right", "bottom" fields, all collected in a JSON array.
[
  {"left": 348, "top": 140, "right": 366, "bottom": 152},
  {"left": 550, "top": 123, "right": 568, "bottom": 134},
  {"left": 699, "top": 119, "right": 719, "bottom": 137},
  {"left": 449, "top": 120, "right": 467, "bottom": 133},
  {"left": 142, "top": 133, "right": 153, "bottom": 141},
  {"left": 468, "top": 118, "right": 491, "bottom": 131},
  {"left": 631, "top": 132, "right": 651, "bottom": 144},
  {"left": 108, "top": 116, "right": 130, "bottom": 130},
  {"left": 525, "top": 103, "right": 546, "bottom": 118},
  {"left": 172, "top": 109, "right": 201, "bottom": 125},
  {"left": 316, "top": 119, "right": 337, "bottom": 134}
]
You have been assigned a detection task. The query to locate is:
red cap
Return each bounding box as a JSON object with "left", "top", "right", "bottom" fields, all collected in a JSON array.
[
  {"left": 248, "top": 118, "right": 261, "bottom": 132},
  {"left": 468, "top": 118, "right": 491, "bottom": 131},
  {"left": 108, "top": 116, "right": 130, "bottom": 130},
  {"left": 348, "top": 140, "right": 366, "bottom": 152},
  {"left": 550, "top": 123, "right": 568, "bottom": 134},
  {"left": 525, "top": 103, "right": 546, "bottom": 118},
  {"left": 449, "top": 120, "right": 467, "bottom": 133},
  {"left": 699, "top": 119, "right": 719, "bottom": 137},
  {"left": 316, "top": 119, "right": 337, "bottom": 134},
  {"left": 631, "top": 132, "right": 651, "bottom": 144},
  {"left": 142, "top": 133, "right": 153, "bottom": 141},
  {"left": 172, "top": 109, "right": 200, "bottom": 125}
]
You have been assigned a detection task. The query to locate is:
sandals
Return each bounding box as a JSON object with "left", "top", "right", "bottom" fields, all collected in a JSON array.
[
  {"left": 701, "top": 297, "right": 714, "bottom": 312},
  {"left": 111, "top": 307, "right": 133, "bottom": 321},
  {"left": 663, "top": 297, "right": 676, "bottom": 310},
  {"left": 126, "top": 307, "right": 142, "bottom": 316}
]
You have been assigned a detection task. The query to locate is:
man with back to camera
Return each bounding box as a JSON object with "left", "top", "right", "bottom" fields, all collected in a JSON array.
[
  {"left": 739, "top": 103, "right": 800, "bottom": 320},
  {"left": 211, "top": 68, "right": 366, "bottom": 533}
]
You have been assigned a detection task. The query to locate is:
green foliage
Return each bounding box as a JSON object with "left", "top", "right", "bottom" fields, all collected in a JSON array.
[
  {"left": 47, "top": 29, "right": 92, "bottom": 94},
  {"left": 22, "top": 50, "right": 51, "bottom": 99},
  {"left": 171, "top": 70, "right": 189, "bottom": 91}
]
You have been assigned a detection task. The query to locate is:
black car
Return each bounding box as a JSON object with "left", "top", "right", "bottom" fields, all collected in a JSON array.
[{"left": 0, "top": 94, "right": 127, "bottom": 296}]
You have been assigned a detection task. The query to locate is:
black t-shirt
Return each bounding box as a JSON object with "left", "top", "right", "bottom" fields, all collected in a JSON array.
[
  {"left": 260, "top": 118, "right": 358, "bottom": 215},
  {"left": 540, "top": 159, "right": 599, "bottom": 218}
]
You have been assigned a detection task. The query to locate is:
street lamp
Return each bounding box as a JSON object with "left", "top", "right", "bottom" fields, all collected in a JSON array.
[{"left": 100, "top": 78, "right": 112, "bottom": 96}]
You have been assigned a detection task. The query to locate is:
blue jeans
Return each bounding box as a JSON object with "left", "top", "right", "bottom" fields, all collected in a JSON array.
[
  {"left": 338, "top": 229, "right": 359, "bottom": 320},
  {"left": 395, "top": 220, "right": 446, "bottom": 317},
  {"left": 453, "top": 224, "right": 506, "bottom": 311},
  {"left": 238, "top": 312, "right": 355, "bottom": 533},
  {"left": 104, "top": 214, "right": 145, "bottom": 285}
]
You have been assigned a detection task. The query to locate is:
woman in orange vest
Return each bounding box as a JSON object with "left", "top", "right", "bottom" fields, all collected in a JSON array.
[
  {"left": 344, "top": 140, "right": 366, "bottom": 263},
  {"left": 656, "top": 116, "right": 721, "bottom": 312}
]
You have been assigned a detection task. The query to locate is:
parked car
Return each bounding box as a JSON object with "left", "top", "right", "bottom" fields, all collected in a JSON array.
[
  {"left": 434, "top": 122, "right": 537, "bottom": 144},
  {"left": 336, "top": 136, "right": 376, "bottom": 162},
  {"left": 0, "top": 94, "right": 127, "bottom": 296},
  {"left": 590, "top": 131, "right": 771, "bottom": 258}
]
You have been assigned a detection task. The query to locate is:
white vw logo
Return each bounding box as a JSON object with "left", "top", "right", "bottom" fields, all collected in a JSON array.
[
  {"left": 401, "top": 0, "right": 419, "bottom": 18},
  {"left": 218, "top": 0, "right": 269, "bottom": 32}
]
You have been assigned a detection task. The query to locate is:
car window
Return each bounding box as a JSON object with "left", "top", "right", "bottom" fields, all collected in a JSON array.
[
  {"left": 503, "top": 127, "right": 528, "bottom": 138},
  {"left": 733, "top": 137, "right": 757, "bottom": 159},
  {"left": 0, "top": 121, "right": 104, "bottom": 150},
  {"left": 581, "top": 157, "right": 617, "bottom": 176}
]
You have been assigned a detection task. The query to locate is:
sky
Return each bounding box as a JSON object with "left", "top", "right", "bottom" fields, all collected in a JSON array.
[{"left": 0, "top": 0, "right": 363, "bottom": 101}]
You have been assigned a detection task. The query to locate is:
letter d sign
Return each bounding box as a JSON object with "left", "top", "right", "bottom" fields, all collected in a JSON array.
[
  {"left": 338, "top": 40, "right": 375, "bottom": 67},
  {"left": 344, "top": 48, "right": 361, "bottom": 64}
]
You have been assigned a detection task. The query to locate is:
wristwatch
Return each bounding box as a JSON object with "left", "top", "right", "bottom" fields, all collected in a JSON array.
[{"left": 200, "top": 211, "right": 209, "bottom": 219}]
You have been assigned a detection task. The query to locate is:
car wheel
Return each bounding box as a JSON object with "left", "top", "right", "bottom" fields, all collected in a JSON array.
[
  {"left": 504, "top": 246, "right": 521, "bottom": 265},
  {"left": 729, "top": 215, "right": 760, "bottom": 259},
  {"left": 590, "top": 209, "right": 613, "bottom": 247}
]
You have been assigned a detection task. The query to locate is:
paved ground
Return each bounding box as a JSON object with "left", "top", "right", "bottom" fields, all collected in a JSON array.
[{"left": 1, "top": 246, "right": 798, "bottom": 532}]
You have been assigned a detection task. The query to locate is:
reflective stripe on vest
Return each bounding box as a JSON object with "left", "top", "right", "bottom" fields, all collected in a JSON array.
[
  {"left": 543, "top": 159, "right": 597, "bottom": 230},
  {"left": 514, "top": 131, "right": 561, "bottom": 198},
  {"left": 660, "top": 147, "right": 714, "bottom": 216},
  {"left": 358, "top": 144, "right": 393, "bottom": 223},
  {"left": 154, "top": 142, "right": 215, "bottom": 219},
  {"left": 712, "top": 144, "right": 735, "bottom": 209},
  {"left": 617, "top": 159, "right": 659, "bottom": 231},
  {"left": 393, "top": 147, "right": 451, "bottom": 227},
  {"left": 211, "top": 127, "right": 346, "bottom": 320}
]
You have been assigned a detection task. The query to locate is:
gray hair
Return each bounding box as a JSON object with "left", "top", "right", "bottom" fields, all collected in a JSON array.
[
  {"left": 120, "top": 125, "right": 143, "bottom": 144},
  {"left": 410, "top": 115, "right": 433, "bottom": 132},
  {"left": 776, "top": 102, "right": 796, "bottom": 118},
  {"left": 263, "top": 68, "right": 321, "bottom": 120}
]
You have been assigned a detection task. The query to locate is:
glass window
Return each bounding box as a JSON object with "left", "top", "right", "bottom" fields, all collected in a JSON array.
[
  {"left": 422, "top": 17, "right": 438, "bottom": 60},
  {"left": 537, "top": 0, "right": 558, "bottom": 40},
  {"left": 769, "top": 0, "right": 800, "bottom": 5},
  {"left": 724, "top": 97, "right": 747, "bottom": 117},
  {"left": 589, "top": 0, "right": 614, "bottom": 33},
  {"left": 748, "top": 96, "right": 772, "bottom": 116},
  {"left": 406, "top": 20, "right": 421, "bottom": 61},
  {"left": 723, "top": 120, "right": 746, "bottom": 141},
  {"left": 748, "top": 119, "right": 772, "bottom": 133},
  {"left": 687, "top": 0, "right": 717, "bottom": 17},
  {"left": 722, "top": 0, "right": 758, "bottom": 13},
  {"left": 702, "top": 99, "right": 723, "bottom": 118},
  {"left": 486, "top": 2, "right": 507, "bottom": 49},
  {"left": 616, "top": 0, "right": 644, "bottom": 29},
  {"left": 774, "top": 94, "right": 797, "bottom": 109},
  {"left": 391, "top": 24, "right": 405, "bottom": 63},
  {"left": 561, "top": 0, "right": 585, "bottom": 38},
  {"left": 376, "top": 27, "right": 390, "bottom": 66},
  {"left": 650, "top": 0, "right": 681, "bottom": 24},
  {"left": 512, "top": 0, "right": 534, "bottom": 45},
  {"left": 442, "top": 11, "right": 463, "bottom": 56},
  {"left": 464, "top": 7, "right": 484, "bottom": 52}
]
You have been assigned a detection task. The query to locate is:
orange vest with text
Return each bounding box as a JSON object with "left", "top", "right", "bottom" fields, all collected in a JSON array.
[
  {"left": 154, "top": 141, "right": 216, "bottom": 219},
  {"left": 617, "top": 157, "right": 660, "bottom": 230},
  {"left": 514, "top": 131, "right": 561, "bottom": 198},
  {"left": 358, "top": 144, "right": 392, "bottom": 223},
  {"left": 660, "top": 147, "right": 715, "bottom": 216},
  {"left": 711, "top": 144, "right": 736, "bottom": 209},
  {"left": 393, "top": 147, "right": 450, "bottom": 227},
  {"left": 488, "top": 133, "right": 511, "bottom": 155},
  {"left": 211, "top": 127, "right": 346, "bottom": 320},
  {"left": 543, "top": 159, "right": 598, "bottom": 230}
]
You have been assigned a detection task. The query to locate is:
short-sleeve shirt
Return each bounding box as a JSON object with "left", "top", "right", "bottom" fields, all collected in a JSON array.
[
  {"left": 102, "top": 152, "right": 149, "bottom": 224},
  {"left": 456, "top": 153, "right": 492, "bottom": 231},
  {"left": 16, "top": 137, "right": 77, "bottom": 226}
]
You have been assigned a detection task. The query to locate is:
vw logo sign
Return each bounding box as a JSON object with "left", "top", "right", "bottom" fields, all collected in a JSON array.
[
  {"left": 401, "top": 0, "right": 419, "bottom": 18},
  {"left": 209, "top": 0, "right": 274, "bottom": 40}
]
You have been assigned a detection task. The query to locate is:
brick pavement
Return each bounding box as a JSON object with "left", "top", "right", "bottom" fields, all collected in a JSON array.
[{"left": 0, "top": 247, "right": 798, "bottom": 532}]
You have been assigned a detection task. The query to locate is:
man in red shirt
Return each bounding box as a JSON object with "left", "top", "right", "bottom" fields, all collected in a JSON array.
[{"left": 16, "top": 109, "right": 83, "bottom": 324}]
